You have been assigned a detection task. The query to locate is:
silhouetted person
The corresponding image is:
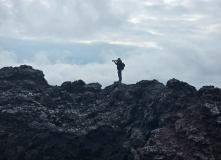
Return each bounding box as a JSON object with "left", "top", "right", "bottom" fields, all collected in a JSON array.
[{"left": 112, "top": 58, "right": 123, "bottom": 83}]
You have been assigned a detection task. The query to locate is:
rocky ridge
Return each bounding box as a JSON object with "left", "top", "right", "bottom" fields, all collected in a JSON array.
[{"left": 0, "top": 65, "right": 221, "bottom": 160}]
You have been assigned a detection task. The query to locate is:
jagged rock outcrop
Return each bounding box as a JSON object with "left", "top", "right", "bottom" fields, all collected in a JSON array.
[{"left": 0, "top": 65, "right": 221, "bottom": 160}]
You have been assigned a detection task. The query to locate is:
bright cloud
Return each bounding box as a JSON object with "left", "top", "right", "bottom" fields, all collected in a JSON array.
[
  {"left": 0, "top": 0, "right": 221, "bottom": 89},
  {"left": 0, "top": 48, "right": 17, "bottom": 67}
]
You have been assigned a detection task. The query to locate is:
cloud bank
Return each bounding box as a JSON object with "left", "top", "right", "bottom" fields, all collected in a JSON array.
[{"left": 0, "top": 0, "right": 221, "bottom": 89}]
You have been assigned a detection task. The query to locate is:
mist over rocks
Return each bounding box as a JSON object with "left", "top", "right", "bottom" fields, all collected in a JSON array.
[{"left": 0, "top": 65, "right": 221, "bottom": 160}]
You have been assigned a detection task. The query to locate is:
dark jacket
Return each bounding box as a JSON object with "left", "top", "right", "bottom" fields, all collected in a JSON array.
[{"left": 115, "top": 60, "right": 123, "bottom": 70}]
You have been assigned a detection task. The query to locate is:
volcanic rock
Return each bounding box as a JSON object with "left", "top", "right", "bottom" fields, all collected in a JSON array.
[{"left": 0, "top": 65, "right": 220, "bottom": 160}]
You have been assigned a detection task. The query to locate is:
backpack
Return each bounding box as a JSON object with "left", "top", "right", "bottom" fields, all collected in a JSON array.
[{"left": 121, "top": 63, "right": 125, "bottom": 70}]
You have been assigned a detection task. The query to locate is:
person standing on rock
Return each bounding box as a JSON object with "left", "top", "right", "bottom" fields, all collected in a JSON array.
[{"left": 112, "top": 58, "right": 124, "bottom": 83}]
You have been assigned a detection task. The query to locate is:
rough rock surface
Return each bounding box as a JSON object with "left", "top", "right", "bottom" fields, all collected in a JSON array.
[{"left": 0, "top": 65, "right": 221, "bottom": 160}]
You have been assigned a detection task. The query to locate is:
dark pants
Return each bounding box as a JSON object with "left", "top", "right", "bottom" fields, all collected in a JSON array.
[{"left": 118, "top": 70, "right": 122, "bottom": 82}]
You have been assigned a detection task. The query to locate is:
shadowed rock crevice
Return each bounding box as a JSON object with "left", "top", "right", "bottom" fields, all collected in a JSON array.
[{"left": 0, "top": 65, "right": 221, "bottom": 160}]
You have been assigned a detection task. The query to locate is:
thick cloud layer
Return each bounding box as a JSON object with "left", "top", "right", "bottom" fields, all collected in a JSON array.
[
  {"left": 0, "top": 0, "right": 125, "bottom": 39},
  {"left": 0, "top": 0, "right": 221, "bottom": 88}
]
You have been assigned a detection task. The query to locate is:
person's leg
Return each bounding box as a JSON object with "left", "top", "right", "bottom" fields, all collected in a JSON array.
[{"left": 118, "top": 70, "right": 122, "bottom": 82}]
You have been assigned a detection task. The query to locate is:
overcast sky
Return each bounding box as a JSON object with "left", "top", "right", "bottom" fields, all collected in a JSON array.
[{"left": 0, "top": 0, "right": 221, "bottom": 89}]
